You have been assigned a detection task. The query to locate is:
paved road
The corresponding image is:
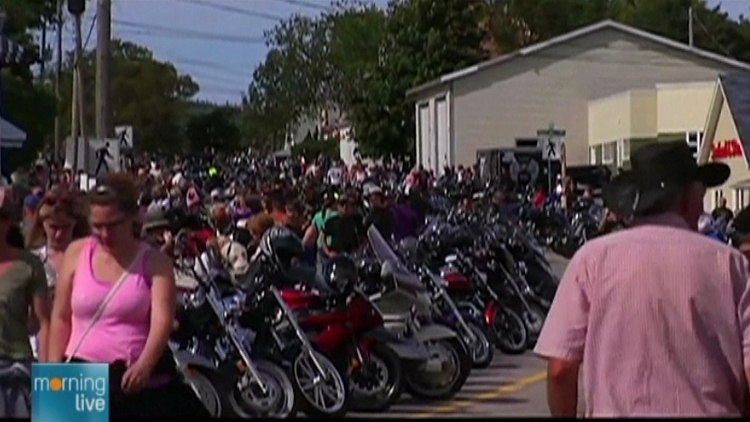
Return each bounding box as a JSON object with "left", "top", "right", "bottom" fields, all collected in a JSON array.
[{"left": 352, "top": 252, "right": 570, "bottom": 418}]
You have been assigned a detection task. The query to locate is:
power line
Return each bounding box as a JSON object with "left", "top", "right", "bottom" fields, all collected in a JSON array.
[
  {"left": 179, "top": 0, "right": 285, "bottom": 21},
  {"left": 270, "top": 0, "right": 332, "bottom": 11},
  {"left": 112, "top": 19, "right": 265, "bottom": 43}
]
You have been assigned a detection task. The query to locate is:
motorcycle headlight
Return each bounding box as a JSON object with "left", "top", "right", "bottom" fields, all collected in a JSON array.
[
  {"left": 326, "top": 256, "right": 358, "bottom": 293},
  {"left": 188, "top": 289, "right": 206, "bottom": 308}
]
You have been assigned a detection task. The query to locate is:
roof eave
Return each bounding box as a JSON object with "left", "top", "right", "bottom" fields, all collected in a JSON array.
[{"left": 406, "top": 19, "right": 750, "bottom": 99}]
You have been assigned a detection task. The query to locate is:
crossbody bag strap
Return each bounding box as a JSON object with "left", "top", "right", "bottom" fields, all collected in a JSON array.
[{"left": 64, "top": 246, "right": 147, "bottom": 363}]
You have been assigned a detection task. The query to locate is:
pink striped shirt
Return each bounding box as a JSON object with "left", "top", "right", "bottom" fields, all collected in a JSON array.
[{"left": 535, "top": 213, "right": 750, "bottom": 417}]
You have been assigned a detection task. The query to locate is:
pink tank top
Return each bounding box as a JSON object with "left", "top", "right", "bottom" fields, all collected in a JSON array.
[{"left": 65, "top": 238, "right": 152, "bottom": 364}]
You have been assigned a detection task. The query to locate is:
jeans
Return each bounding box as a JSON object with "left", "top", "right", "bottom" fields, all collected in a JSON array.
[{"left": 0, "top": 360, "right": 31, "bottom": 418}]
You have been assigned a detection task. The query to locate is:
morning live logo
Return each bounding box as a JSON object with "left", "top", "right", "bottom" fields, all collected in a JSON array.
[{"left": 31, "top": 363, "right": 109, "bottom": 422}]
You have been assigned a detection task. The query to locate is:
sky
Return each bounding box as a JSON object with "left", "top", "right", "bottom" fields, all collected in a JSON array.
[{"left": 65, "top": 0, "right": 749, "bottom": 105}]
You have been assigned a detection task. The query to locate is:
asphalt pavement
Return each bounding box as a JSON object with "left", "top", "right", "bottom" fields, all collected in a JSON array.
[{"left": 352, "top": 252, "right": 571, "bottom": 418}]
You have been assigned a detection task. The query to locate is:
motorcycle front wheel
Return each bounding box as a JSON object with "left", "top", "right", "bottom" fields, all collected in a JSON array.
[
  {"left": 229, "top": 359, "right": 298, "bottom": 418},
  {"left": 466, "top": 321, "right": 494, "bottom": 369},
  {"left": 348, "top": 342, "right": 404, "bottom": 412},
  {"left": 493, "top": 306, "right": 529, "bottom": 354},
  {"left": 181, "top": 366, "right": 234, "bottom": 418},
  {"left": 292, "top": 351, "right": 349, "bottom": 417},
  {"left": 404, "top": 337, "right": 472, "bottom": 401}
]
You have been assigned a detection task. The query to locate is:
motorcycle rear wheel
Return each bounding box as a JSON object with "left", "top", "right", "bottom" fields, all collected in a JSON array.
[
  {"left": 229, "top": 359, "right": 297, "bottom": 418},
  {"left": 405, "top": 337, "right": 472, "bottom": 401},
  {"left": 349, "top": 342, "right": 404, "bottom": 412},
  {"left": 493, "top": 306, "right": 529, "bottom": 354}
]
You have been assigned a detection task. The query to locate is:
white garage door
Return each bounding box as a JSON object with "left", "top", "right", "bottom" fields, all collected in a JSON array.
[
  {"left": 435, "top": 97, "right": 448, "bottom": 174},
  {"left": 418, "top": 104, "right": 431, "bottom": 169}
]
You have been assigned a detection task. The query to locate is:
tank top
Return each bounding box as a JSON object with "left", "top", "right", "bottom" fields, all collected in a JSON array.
[{"left": 65, "top": 238, "right": 152, "bottom": 364}]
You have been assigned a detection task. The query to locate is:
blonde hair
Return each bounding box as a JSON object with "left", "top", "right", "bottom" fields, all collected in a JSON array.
[{"left": 25, "top": 188, "right": 89, "bottom": 249}]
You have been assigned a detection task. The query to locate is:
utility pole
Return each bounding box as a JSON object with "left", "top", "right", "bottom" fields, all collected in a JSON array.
[
  {"left": 53, "top": 0, "right": 63, "bottom": 165},
  {"left": 688, "top": 6, "right": 694, "bottom": 47},
  {"left": 95, "top": 0, "right": 112, "bottom": 140},
  {"left": 68, "top": 0, "right": 86, "bottom": 170},
  {"left": 40, "top": 24, "right": 46, "bottom": 77}
]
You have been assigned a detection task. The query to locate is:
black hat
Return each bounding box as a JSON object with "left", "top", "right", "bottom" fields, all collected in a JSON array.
[{"left": 602, "top": 141, "right": 730, "bottom": 217}]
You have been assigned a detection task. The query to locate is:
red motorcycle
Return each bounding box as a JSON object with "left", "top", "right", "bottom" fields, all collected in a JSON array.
[{"left": 278, "top": 256, "right": 428, "bottom": 412}]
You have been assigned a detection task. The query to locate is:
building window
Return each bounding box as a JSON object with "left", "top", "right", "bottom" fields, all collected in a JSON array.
[
  {"left": 713, "top": 189, "right": 724, "bottom": 209},
  {"left": 617, "top": 139, "right": 630, "bottom": 165},
  {"left": 516, "top": 139, "right": 538, "bottom": 148},
  {"left": 602, "top": 141, "right": 616, "bottom": 164},
  {"left": 589, "top": 146, "right": 597, "bottom": 165},
  {"left": 686, "top": 130, "right": 703, "bottom": 160},
  {"left": 734, "top": 188, "right": 747, "bottom": 211}
]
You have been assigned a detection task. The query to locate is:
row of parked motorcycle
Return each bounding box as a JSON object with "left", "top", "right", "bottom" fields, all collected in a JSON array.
[{"left": 169, "top": 200, "right": 560, "bottom": 418}]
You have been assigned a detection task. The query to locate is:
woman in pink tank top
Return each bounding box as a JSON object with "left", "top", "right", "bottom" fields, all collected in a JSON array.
[{"left": 47, "top": 173, "right": 208, "bottom": 417}]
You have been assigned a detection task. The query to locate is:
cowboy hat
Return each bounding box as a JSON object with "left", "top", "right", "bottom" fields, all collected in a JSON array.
[{"left": 602, "top": 141, "right": 730, "bottom": 217}]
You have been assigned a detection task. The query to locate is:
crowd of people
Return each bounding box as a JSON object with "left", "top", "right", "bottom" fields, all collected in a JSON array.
[
  {"left": 0, "top": 153, "right": 470, "bottom": 417},
  {"left": 5, "top": 141, "right": 750, "bottom": 417}
]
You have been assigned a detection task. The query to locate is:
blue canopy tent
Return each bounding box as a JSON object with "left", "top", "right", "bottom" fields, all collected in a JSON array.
[{"left": 0, "top": 32, "right": 28, "bottom": 175}]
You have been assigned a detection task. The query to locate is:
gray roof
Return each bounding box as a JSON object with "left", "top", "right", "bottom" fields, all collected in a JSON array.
[
  {"left": 406, "top": 20, "right": 750, "bottom": 98},
  {"left": 0, "top": 117, "right": 25, "bottom": 148},
  {"left": 719, "top": 73, "right": 750, "bottom": 163}
]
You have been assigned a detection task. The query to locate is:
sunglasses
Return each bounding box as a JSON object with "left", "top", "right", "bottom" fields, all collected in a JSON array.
[{"left": 42, "top": 192, "right": 74, "bottom": 207}]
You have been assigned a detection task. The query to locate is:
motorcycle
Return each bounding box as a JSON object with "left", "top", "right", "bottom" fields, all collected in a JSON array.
[
  {"left": 280, "top": 256, "right": 428, "bottom": 412},
  {"left": 172, "top": 252, "right": 299, "bottom": 418},
  {"left": 421, "top": 265, "right": 494, "bottom": 368},
  {"left": 445, "top": 250, "right": 530, "bottom": 354},
  {"left": 235, "top": 251, "right": 350, "bottom": 417},
  {"left": 360, "top": 226, "right": 472, "bottom": 401}
]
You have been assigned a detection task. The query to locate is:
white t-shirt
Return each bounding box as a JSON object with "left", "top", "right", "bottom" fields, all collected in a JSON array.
[{"left": 327, "top": 167, "right": 343, "bottom": 186}]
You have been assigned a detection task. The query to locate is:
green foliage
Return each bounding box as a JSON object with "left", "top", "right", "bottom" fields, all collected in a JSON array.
[
  {"left": 242, "top": 0, "right": 750, "bottom": 162},
  {"left": 0, "top": 70, "right": 55, "bottom": 171},
  {"left": 57, "top": 40, "right": 199, "bottom": 154},
  {"left": 186, "top": 107, "right": 241, "bottom": 154},
  {"left": 242, "top": 0, "right": 486, "bottom": 159},
  {"left": 351, "top": 0, "right": 487, "bottom": 158},
  {"left": 0, "top": 0, "right": 57, "bottom": 173},
  {"left": 291, "top": 135, "right": 339, "bottom": 159}
]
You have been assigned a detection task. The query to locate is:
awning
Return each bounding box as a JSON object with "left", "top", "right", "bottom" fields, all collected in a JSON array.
[
  {"left": 731, "top": 179, "right": 750, "bottom": 189},
  {"left": 0, "top": 117, "right": 25, "bottom": 148}
]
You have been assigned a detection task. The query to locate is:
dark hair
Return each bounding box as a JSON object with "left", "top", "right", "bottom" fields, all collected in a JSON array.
[
  {"left": 87, "top": 172, "right": 139, "bottom": 215},
  {"left": 285, "top": 200, "right": 304, "bottom": 215}
]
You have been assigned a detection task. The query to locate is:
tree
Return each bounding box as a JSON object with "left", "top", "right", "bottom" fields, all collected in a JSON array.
[
  {"left": 240, "top": 49, "right": 299, "bottom": 153},
  {"left": 57, "top": 40, "right": 199, "bottom": 154},
  {"left": 239, "top": 1, "right": 387, "bottom": 153},
  {"left": 0, "top": 0, "right": 57, "bottom": 172},
  {"left": 186, "top": 107, "right": 241, "bottom": 154},
  {"left": 486, "top": 0, "right": 750, "bottom": 63},
  {"left": 351, "top": 0, "right": 488, "bottom": 158},
  {"left": 323, "top": 1, "right": 388, "bottom": 112}
]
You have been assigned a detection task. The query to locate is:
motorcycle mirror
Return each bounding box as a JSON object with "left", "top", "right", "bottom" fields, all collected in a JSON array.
[
  {"left": 206, "top": 243, "right": 223, "bottom": 268},
  {"left": 380, "top": 260, "right": 394, "bottom": 279}
]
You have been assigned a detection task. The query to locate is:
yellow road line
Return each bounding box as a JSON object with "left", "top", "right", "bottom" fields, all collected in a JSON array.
[{"left": 409, "top": 370, "right": 547, "bottom": 418}]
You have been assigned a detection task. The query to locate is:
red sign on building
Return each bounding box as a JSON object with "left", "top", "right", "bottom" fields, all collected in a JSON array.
[{"left": 711, "top": 138, "right": 744, "bottom": 160}]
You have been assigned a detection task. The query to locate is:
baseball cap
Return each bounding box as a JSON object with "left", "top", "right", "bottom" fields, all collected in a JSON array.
[{"left": 24, "top": 193, "right": 43, "bottom": 210}]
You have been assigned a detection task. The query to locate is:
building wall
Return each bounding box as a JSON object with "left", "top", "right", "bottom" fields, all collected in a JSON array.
[
  {"left": 656, "top": 82, "right": 714, "bottom": 133},
  {"left": 706, "top": 98, "right": 749, "bottom": 212},
  {"left": 447, "top": 28, "right": 740, "bottom": 166},
  {"left": 588, "top": 83, "right": 713, "bottom": 168},
  {"left": 588, "top": 89, "right": 656, "bottom": 146}
]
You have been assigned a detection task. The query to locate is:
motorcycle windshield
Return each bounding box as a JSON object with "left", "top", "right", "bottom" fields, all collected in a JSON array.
[{"left": 367, "top": 226, "right": 423, "bottom": 290}]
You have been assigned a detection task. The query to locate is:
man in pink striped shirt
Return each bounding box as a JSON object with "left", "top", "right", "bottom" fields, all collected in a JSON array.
[{"left": 535, "top": 142, "right": 750, "bottom": 417}]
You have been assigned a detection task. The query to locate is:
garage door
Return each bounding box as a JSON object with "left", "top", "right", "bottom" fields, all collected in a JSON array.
[
  {"left": 435, "top": 97, "right": 448, "bottom": 174},
  {"left": 418, "top": 104, "right": 431, "bottom": 169}
]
